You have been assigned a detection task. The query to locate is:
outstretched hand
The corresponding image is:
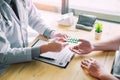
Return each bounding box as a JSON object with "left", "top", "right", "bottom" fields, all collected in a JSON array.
[{"left": 70, "top": 39, "right": 94, "bottom": 55}]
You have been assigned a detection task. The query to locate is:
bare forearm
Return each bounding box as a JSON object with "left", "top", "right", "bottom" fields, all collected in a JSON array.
[
  {"left": 93, "top": 35, "right": 120, "bottom": 51},
  {"left": 99, "top": 73, "right": 118, "bottom": 80}
]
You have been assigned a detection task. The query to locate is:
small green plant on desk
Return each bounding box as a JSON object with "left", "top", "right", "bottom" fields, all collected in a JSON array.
[
  {"left": 95, "top": 22, "right": 103, "bottom": 40},
  {"left": 95, "top": 22, "right": 103, "bottom": 33}
]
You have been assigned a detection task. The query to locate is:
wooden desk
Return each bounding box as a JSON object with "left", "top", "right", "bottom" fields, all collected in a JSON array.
[{"left": 0, "top": 11, "right": 120, "bottom": 80}]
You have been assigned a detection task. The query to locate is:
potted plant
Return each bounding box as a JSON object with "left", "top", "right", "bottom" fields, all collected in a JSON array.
[{"left": 95, "top": 22, "right": 103, "bottom": 40}]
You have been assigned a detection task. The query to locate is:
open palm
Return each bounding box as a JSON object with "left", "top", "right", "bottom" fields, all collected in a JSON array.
[{"left": 70, "top": 39, "right": 93, "bottom": 55}]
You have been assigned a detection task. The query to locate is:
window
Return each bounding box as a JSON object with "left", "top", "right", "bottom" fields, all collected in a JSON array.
[
  {"left": 69, "top": 0, "right": 120, "bottom": 22},
  {"left": 33, "top": 0, "right": 120, "bottom": 22}
]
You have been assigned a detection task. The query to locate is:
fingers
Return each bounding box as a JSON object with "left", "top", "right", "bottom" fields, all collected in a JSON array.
[
  {"left": 70, "top": 47, "right": 81, "bottom": 54},
  {"left": 51, "top": 31, "right": 69, "bottom": 39},
  {"left": 51, "top": 37, "right": 68, "bottom": 42},
  {"left": 69, "top": 47, "right": 84, "bottom": 55},
  {"left": 57, "top": 37, "right": 67, "bottom": 42},
  {"left": 56, "top": 33, "right": 68, "bottom": 39},
  {"left": 62, "top": 34, "right": 69, "bottom": 39},
  {"left": 81, "top": 58, "right": 96, "bottom": 69},
  {"left": 81, "top": 59, "right": 90, "bottom": 69},
  {"left": 69, "top": 45, "right": 89, "bottom": 55},
  {"left": 62, "top": 42, "right": 69, "bottom": 48}
]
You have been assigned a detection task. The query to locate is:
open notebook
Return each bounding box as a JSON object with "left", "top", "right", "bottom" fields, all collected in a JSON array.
[{"left": 32, "top": 39, "right": 74, "bottom": 68}]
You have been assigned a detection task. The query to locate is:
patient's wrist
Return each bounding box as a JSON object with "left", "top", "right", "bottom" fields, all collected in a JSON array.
[{"left": 98, "top": 72, "right": 112, "bottom": 80}]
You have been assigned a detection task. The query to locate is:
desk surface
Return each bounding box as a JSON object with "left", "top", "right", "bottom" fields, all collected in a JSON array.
[{"left": 0, "top": 10, "right": 120, "bottom": 80}]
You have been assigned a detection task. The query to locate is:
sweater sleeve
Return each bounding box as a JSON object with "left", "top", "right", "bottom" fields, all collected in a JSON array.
[{"left": 0, "top": 29, "right": 32, "bottom": 65}]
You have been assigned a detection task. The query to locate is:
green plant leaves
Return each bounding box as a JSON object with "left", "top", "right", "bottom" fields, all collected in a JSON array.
[{"left": 95, "top": 22, "right": 103, "bottom": 33}]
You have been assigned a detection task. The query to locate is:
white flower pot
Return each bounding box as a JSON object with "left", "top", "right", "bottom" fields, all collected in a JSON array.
[{"left": 95, "top": 32, "right": 102, "bottom": 40}]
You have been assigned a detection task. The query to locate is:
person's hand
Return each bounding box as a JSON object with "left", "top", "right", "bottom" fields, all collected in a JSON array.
[
  {"left": 50, "top": 31, "right": 69, "bottom": 42},
  {"left": 81, "top": 58, "right": 109, "bottom": 79},
  {"left": 70, "top": 39, "right": 94, "bottom": 55},
  {"left": 40, "top": 40, "right": 68, "bottom": 53}
]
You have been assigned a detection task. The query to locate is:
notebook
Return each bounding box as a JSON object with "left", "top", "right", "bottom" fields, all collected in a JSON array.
[{"left": 32, "top": 39, "right": 74, "bottom": 68}]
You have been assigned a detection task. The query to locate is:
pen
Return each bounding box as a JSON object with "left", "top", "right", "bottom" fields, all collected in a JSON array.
[{"left": 39, "top": 56, "right": 55, "bottom": 61}]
